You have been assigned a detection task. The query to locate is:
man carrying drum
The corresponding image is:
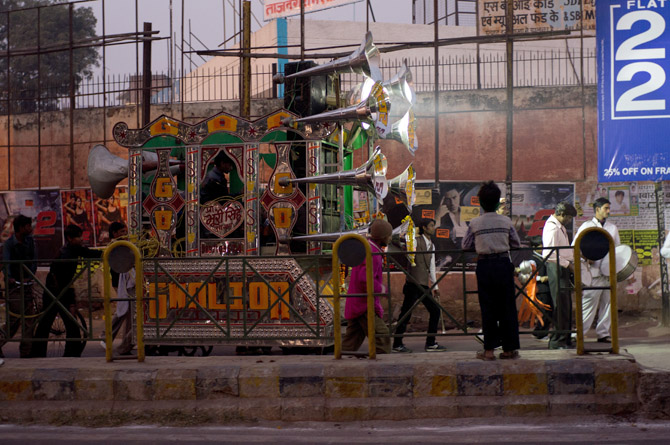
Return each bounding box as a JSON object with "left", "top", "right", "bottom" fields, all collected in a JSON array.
[{"left": 574, "top": 197, "right": 620, "bottom": 343}]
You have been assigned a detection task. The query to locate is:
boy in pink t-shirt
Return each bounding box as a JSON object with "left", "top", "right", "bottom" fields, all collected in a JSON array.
[{"left": 341, "top": 219, "right": 392, "bottom": 354}]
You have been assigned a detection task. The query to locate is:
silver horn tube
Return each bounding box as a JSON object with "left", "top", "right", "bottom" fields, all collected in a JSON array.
[{"left": 274, "top": 31, "right": 382, "bottom": 83}]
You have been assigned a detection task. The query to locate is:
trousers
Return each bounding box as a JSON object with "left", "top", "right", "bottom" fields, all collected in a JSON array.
[
  {"left": 582, "top": 275, "right": 611, "bottom": 339},
  {"left": 342, "top": 314, "right": 390, "bottom": 354},
  {"left": 394, "top": 282, "right": 441, "bottom": 347},
  {"left": 0, "top": 285, "right": 36, "bottom": 357},
  {"left": 547, "top": 262, "right": 572, "bottom": 349},
  {"left": 475, "top": 257, "right": 520, "bottom": 352}
]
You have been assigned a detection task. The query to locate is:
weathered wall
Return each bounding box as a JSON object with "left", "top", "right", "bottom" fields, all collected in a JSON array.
[
  {"left": 2, "top": 86, "right": 664, "bottom": 318},
  {"left": 0, "top": 100, "right": 283, "bottom": 190}
]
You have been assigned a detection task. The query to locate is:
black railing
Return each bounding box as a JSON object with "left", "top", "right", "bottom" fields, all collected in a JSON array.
[{"left": 0, "top": 48, "right": 596, "bottom": 115}]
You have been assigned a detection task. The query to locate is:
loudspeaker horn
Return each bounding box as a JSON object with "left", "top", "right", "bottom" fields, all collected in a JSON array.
[
  {"left": 384, "top": 109, "right": 418, "bottom": 155},
  {"left": 87, "top": 144, "right": 182, "bottom": 199},
  {"left": 279, "top": 147, "right": 388, "bottom": 199},
  {"left": 282, "top": 217, "right": 407, "bottom": 244},
  {"left": 349, "top": 61, "right": 414, "bottom": 118},
  {"left": 295, "top": 81, "right": 391, "bottom": 138},
  {"left": 273, "top": 31, "right": 382, "bottom": 84},
  {"left": 388, "top": 164, "right": 416, "bottom": 211}
]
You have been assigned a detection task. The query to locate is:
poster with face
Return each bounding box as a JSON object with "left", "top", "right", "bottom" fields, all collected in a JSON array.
[
  {"left": 0, "top": 189, "right": 63, "bottom": 259},
  {"left": 92, "top": 187, "right": 128, "bottom": 246},
  {"left": 608, "top": 186, "right": 631, "bottom": 216},
  {"left": 61, "top": 189, "right": 95, "bottom": 246},
  {"left": 386, "top": 182, "right": 574, "bottom": 271},
  {"left": 409, "top": 182, "right": 502, "bottom": 271},
  {"left": 510, "top": 183, "right": 576, "bottom": 244}
]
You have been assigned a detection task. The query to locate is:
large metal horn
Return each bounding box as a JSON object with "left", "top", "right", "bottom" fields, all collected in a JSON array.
[
  {"left": 87, "top": 145, "right": 129, "bottom": 199},
  {"left": 87, "top": 144, "right": 182, "bottom": 199},
  {"left": 279, "top": 147, "right": 388, "bottom": 199},
  {"left": 295, "top": 81, "right": 391, "bottom": 138},
  {"left": 385, "top": 109, "right": 418, "bottom": 155},
  {"left": 274, "top": 31, "right": 382, "bottom": 84},
  {"left": 282, "top": 218, "right": 408, "bottom": 244},
  {"left": 280, "top": 226, "right": 369, "bottom": 244},
  {"left": 388, "top": 164, "right": 416, "bottom": 211},
  {"left": 349, "top": 61, "right": 414, "bottom": 118}
]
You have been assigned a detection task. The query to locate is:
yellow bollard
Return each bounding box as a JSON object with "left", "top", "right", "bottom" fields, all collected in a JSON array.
[
  {"left": 102, "top": 241, "right": 144, "bottom": 362},
  {"left": 332, "top": 234, "right": 374, "bottom": 359}
]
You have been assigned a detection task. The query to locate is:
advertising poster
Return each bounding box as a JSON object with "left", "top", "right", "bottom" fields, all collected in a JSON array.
[
  {"left": 92, "top": 187, "right": 128, "bottom": 246},
  {"left": 597, "top": 0, "right": 670, "bottom": 182},
  {"left": 388, "top": 182, "right": 575, "bottom": 271},
  {"left": 0, "top": 190, "right": 63, "bottom": 259},
  {"left": 410, "top": 182, "right": 504, "bottom": 271},
  {"left": 510, "top": 182, "right": 576, "bottom": 244},
  {"left": 620, "top": 229, "right": 658, "bottom": 266},
  {"left": 61, "top": 189, "right": 95, "bottom": 246}
]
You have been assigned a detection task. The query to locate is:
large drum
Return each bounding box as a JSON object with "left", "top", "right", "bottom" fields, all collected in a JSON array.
[{"left": 600, "top": 245, "right": 638, "bottom": 282}]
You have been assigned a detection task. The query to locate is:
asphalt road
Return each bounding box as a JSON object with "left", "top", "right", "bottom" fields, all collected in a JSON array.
[{"left": 2, "top": 417, "right": 670, "bottom": 444}]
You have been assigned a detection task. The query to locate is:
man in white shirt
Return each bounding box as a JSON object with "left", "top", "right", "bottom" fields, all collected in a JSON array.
[
  {"left": 393, "top": 219, "right": 446, "bottom": 353},
  {"left": 542, "top": 202, "right": 577, "bottom": 350},
  {"left": 574, "top": 197, "right": 620, "bottom": 343}
]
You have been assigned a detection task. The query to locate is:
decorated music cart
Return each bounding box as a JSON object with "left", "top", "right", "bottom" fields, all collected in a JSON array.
[{"left": 91, "top": 32, "right": 418, "bottom": 352}]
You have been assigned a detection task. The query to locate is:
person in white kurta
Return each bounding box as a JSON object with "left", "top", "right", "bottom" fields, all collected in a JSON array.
[
  {"left": 574, "top": 197, "right": 620, "bottom": 342},
  {"left": 112, "top": 269, "right": 136, "bottom": 355}
]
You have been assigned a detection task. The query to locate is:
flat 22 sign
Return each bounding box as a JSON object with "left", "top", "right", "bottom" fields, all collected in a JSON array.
[{"left": 597, "top": 0, "right": 670, "bottom": 182}]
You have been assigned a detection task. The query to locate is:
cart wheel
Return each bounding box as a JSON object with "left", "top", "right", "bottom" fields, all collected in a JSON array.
[
  {"left": 179, "top": 346, "right": 213, "bottom": 356},
  {"left": 47, "top": 311, "right": 87, "bottom": 357}
]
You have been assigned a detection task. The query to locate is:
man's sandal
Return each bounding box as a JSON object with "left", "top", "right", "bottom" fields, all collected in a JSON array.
[
  {"left": 499, "top": 350, "right": 520, "bottom": 360},
  {"left": 476, "top": 350, "right": 495, "bottom": 361}
]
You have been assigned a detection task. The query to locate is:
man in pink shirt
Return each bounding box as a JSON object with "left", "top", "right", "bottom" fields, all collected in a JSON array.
[{"left": 342, "top": 219, "right": 392, "bottom": 355}]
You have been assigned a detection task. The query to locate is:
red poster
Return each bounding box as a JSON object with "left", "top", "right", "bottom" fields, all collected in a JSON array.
[
  {"left": 92, "top": 187, "right": 128, "bottom": 246},
  {"left": 61, "top": 189, "right": 95, "bottom": 246}
]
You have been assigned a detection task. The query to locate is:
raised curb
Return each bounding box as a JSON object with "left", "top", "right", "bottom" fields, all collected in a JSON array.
[{"left": 0, "top": 351, "right": 659, "bottom": 424}]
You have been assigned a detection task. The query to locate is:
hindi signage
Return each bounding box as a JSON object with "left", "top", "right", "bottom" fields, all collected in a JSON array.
[
  {"left": 264, "top": 0, "right": 362, "bottom": 21},
  {"left": 478, "top": 0, "right": 595, "bottom": 35}
]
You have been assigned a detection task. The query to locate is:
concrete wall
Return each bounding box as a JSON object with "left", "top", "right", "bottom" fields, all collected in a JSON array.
[{"left": 1, "top": 85, "right": 665, "bottom": 318}]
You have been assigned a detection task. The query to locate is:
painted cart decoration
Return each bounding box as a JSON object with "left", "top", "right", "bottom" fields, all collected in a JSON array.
[{"left": 88, "top": 32, "right": 419, "bottom": 348}]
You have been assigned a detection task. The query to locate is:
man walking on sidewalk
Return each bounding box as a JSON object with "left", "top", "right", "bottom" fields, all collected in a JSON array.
[{"left": 393, "top": 218, "right": 446, "bottom": 353}]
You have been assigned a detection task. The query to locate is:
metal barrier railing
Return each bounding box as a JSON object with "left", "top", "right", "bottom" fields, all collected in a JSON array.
[
  {"left": 1, "top": 243, "right": 600, "bottom": 357},
  {"left": 1, "top": 257, "right": 100, "bottom": 357}
]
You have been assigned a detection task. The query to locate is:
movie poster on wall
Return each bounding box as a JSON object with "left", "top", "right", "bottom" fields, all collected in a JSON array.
[
  {"left": 410, "top": 182, "right": 506, "bottom": 271},
  {"left": 510, "top": 182, "right": 576, "bottom": 243},
  {"left": 0, "top": 189, "right": 63, "bottom": 259},
  {"left": 61, "top": 189, "right": 95, "bottom": 247},
  {"left": 404, "top": 182, "right": 574, "bottom": 271},
  {"left": 92, "top": 187, "right": 128, "bottom": 246}
]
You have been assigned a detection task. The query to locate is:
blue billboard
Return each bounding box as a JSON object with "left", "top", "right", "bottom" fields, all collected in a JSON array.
[{"left": 597, "top": 0, "right": 670, "bottom": 182}]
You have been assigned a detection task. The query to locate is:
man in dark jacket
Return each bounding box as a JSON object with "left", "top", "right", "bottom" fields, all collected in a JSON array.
[
  {"left": 32, "top": 224, "right": 102, "bottom": 357},
  {"left": 1, "top": 215, "right": 37, "bottom": 358}
]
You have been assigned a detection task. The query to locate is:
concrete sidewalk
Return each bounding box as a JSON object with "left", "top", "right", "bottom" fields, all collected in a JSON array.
[{"left": 0, "top": 313, "right": 668, "bottom": 425}]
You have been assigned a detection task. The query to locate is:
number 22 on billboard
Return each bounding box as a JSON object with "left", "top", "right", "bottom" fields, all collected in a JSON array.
[{"left": 611, "top": 2, "right": 669, "bottom": 118}]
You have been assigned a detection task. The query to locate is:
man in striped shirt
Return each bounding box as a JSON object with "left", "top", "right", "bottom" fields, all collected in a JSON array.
[{"left": 462, "top": 181, "right": 521, "bottom": 360}]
